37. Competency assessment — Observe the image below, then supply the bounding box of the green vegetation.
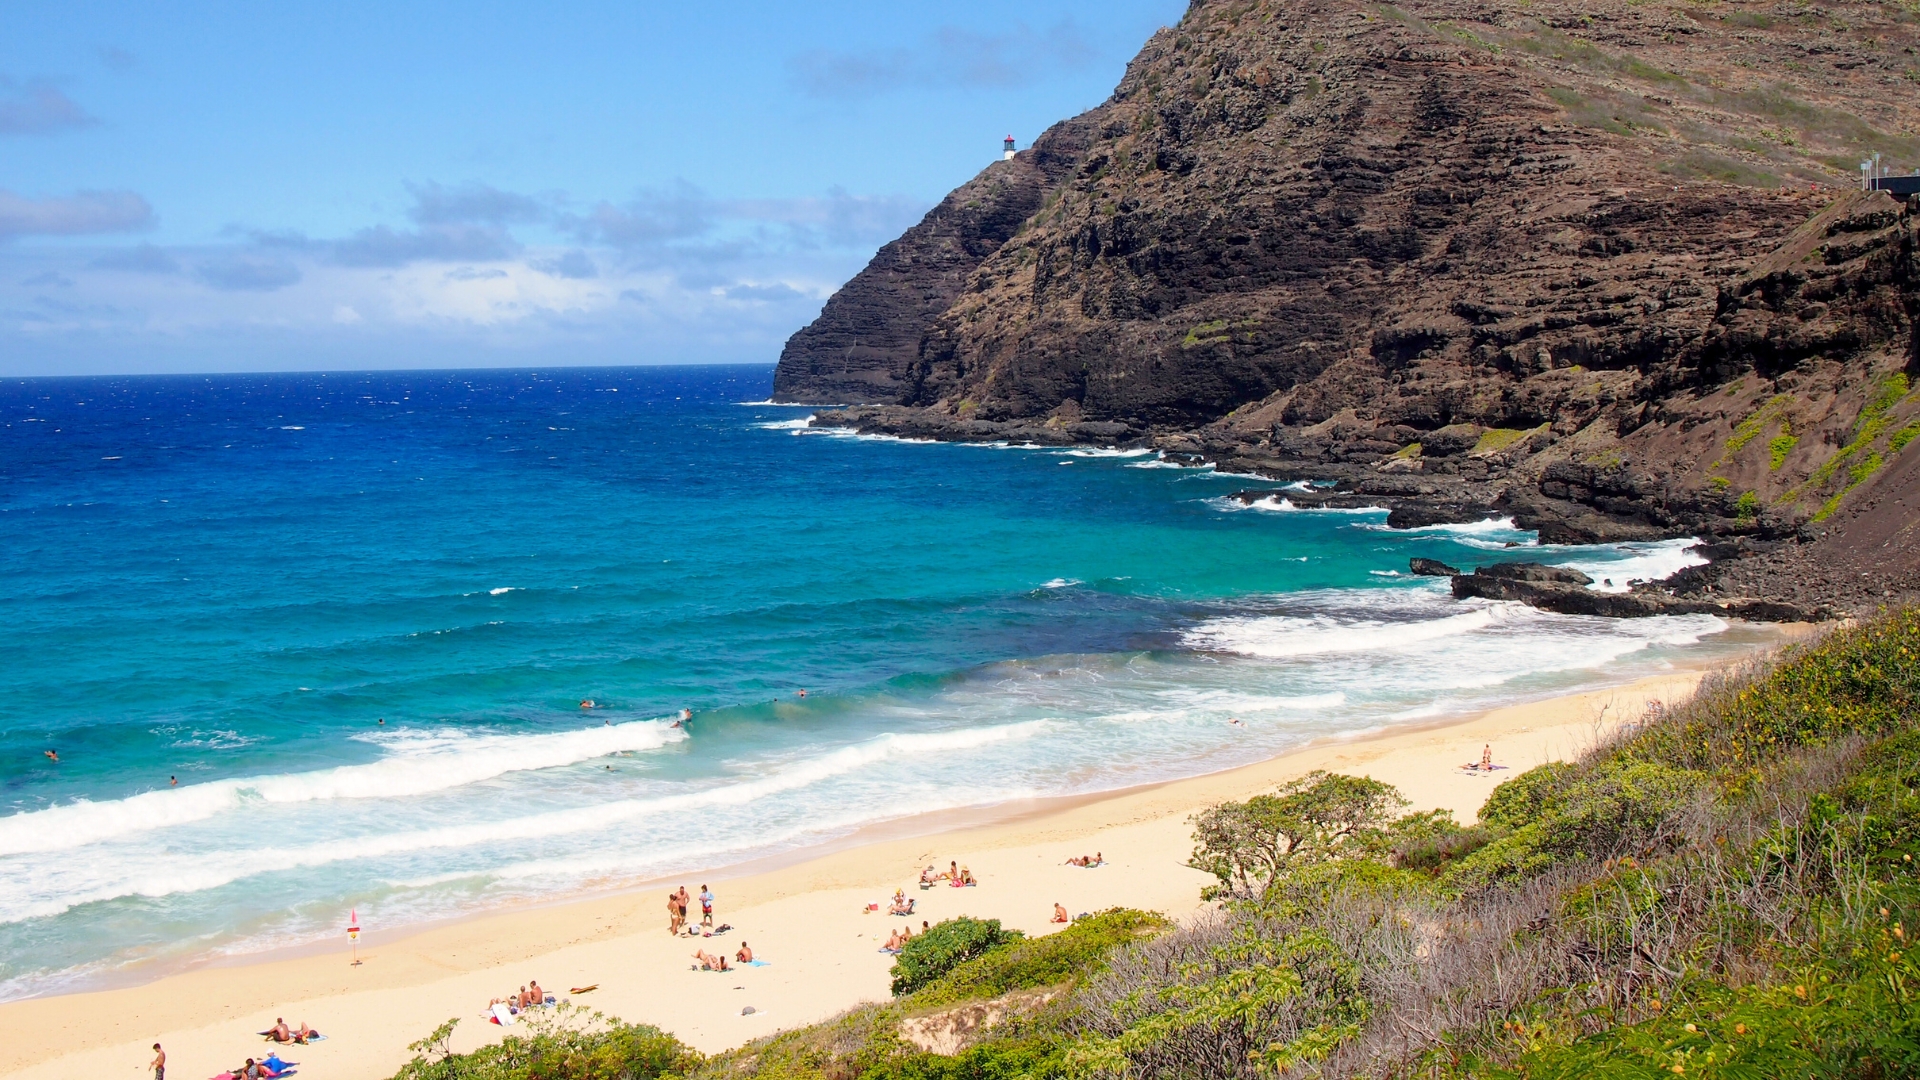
[1715,393,1793,469]
[1470,427,1541,455]
[891,917,1021,996]
[1390,441,1423,459]
[1768,430,1798,469]
[1734,489,1761,519]
[1794,372,1913,521]
[391,1006,696,1080]
[392,614,1920,1079]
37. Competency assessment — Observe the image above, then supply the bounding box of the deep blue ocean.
[0,364,1771,999]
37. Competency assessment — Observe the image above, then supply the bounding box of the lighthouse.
[1003,135,1016,161]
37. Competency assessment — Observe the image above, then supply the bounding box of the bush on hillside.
[908,908,1166,1008]
[1187,771,1406,903]
[392,1006,696,1080]
[891,917,1022,997]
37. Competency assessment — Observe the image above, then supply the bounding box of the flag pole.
[348,908,362,967]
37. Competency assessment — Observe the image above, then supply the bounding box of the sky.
[0,0,1185,376]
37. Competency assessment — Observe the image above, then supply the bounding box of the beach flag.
[348,908,361,942]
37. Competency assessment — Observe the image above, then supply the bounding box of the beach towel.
[744,959,770,966]
[491,1003,517,1027]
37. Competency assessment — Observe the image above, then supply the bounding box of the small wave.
[279,426,305,431]
[1059,447,1154,459]
[752,417,815,431]
[734,400,839,407]
[1553,538,1707,593]
[0,720,1048,921]
[1360,516,1534,540]
[1212,495,1389,515]
[1041,578,1083,589]
[1369,570,1402,577]
[1186,603,1512,660]
[0,720,688,857]
[488,587,516,596]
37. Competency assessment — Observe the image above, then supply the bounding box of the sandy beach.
[0,666,1726,1080]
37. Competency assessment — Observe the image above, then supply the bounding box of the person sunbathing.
[958,867,977,886]
[240,1058,270,1079]
[1065,855,1089,867]
[1052,903,1070,923]
[946,860,959,881]
[881,929,902,953]
[527,980,546,1006]
[693,948,728,971]
[736,941,754,963]
[266,1018,291,1043]
[919,865,937,886]
[292,1021,315,1043]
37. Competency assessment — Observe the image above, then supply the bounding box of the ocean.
[0,364,1769,1000]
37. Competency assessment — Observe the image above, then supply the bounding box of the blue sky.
[1,1,1183,375]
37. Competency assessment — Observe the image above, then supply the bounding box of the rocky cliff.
[774,0,1920,612]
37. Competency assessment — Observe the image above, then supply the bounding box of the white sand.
[0,669,1717,1080]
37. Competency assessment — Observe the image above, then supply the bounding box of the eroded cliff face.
[774,0,1920,606]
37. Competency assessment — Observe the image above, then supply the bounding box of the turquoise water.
[0,365,1763,999]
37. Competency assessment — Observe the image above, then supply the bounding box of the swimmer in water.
[44,750,58,763]
[170,776,177,786]
[377,718,385,725]
[581,699,596,710]
[797,689,807,698]
[680,708,692,721]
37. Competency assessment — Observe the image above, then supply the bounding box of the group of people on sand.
[262,1018,318,1045]
[881,924,919,954]
[1063,852,1104,867]
[918,860,976,888]
[220,1054,295,1080]
[693,940,755,971]
[488,980,552,1014]
[666,884,717,936]
[1461,744,1505,773]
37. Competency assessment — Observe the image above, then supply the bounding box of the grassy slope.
[387,609,1920,1079]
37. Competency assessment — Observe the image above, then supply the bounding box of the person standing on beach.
[666,890,681,935]
[699,884,715,930]
[150,1043,165,1080]
[676,886,691,935]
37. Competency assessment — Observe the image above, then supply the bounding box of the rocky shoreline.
[808,405,1907,621]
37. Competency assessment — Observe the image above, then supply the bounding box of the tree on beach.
[1186,771,1406,904]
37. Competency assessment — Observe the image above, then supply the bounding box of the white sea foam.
[1553,538,1707,593]
[1213,495,1389,515]
[1186,603,1512,659]
[488,587,516,595]
[0,720,687,857]
[734,400,832,407]
[1041,578,1083,589]
[1362,516,1526,536]
[0,719,1049,922]
[1059,447,1154,458]
[753,417,815,431]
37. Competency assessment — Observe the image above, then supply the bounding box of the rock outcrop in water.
[775,0,1920,615]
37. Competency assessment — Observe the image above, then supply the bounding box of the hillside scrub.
[390,611,1920,1079]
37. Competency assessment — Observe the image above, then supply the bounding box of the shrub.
[1188,771,1406,903]
[892,917,1022,997]
[908,908,1165,1008]
[392,1007,697,1080]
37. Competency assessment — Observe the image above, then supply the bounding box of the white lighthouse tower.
[1002,135,1016,161]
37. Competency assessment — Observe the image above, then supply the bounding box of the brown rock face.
[774,0,1920,612]
[769,120,1092,404]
